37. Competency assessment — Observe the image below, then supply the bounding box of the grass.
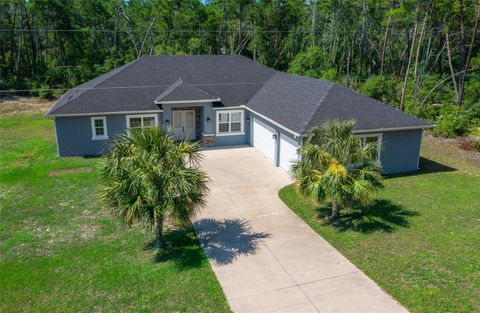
[0,114,230,313]
[279,139,480,313]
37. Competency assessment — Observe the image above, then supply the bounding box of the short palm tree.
[292,120,383,219]
[98,127,209,249]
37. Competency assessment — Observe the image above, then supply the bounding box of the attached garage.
[279,133,299,172]
[252,118,276,162]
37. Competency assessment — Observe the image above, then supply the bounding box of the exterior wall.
[161,102,215,137]
[55,113,162,156]
[248,112,301,166]
[379,129,423,174]
[213,109,250,146]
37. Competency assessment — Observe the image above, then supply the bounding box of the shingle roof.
[246,72,432,134]
[46,55,432,133]
[154,78,220,103]
[46,55,275,115]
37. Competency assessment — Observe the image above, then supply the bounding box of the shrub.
[432,106,469,138]
[38,84,54,99]
[459,137,480,152]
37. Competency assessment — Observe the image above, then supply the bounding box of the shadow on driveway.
[194,218,270,266]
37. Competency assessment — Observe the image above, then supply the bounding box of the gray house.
[46,55,432,174]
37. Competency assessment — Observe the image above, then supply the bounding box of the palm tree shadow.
[317,199,419,233]
[193,218,270,266]
[144,227,206,270]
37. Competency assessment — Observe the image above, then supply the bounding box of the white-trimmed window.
[216,110,244,136]
[358,133,383,160]
[126,114,158,129]
[91,116,108,140]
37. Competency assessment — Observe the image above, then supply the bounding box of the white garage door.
[279,133,299,171]
[253,118,276,162]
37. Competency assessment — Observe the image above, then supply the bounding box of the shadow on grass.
[317,199,419,233]
[385,157,456,179]
[144,227,206,270]
[193,218,270,266]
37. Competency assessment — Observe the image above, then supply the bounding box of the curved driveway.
[194,147,408,313]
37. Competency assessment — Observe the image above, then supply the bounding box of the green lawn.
[0,114,230,312]
[279,140,480,313]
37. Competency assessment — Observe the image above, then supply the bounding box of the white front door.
[253,118,276,163]
[172,110,195,140]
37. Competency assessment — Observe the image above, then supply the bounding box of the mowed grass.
[0,114,230,313]
[279,138,480,313]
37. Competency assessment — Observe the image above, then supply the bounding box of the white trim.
[126,114,159,129]
[53,118,60,156]
[91,116,108,140]
[154,98,221,104]
[216,132,246,137]
[216,110,245,136]
[357,133,383,160]
[244,107,301,137]
[48,110,163,117]
[417,131,423,170]
[212,105,246,110]
[353,125,434,134]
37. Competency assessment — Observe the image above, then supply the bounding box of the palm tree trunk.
[331,202,340,219]
[155,213,165,249]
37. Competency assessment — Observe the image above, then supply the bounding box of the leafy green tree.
[288,46,337,81]
[98,127,209,249]
[292,120,383,219]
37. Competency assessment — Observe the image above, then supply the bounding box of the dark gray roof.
[246,72,431,134]
[154,78,219,103]
[47,55,431,133]
[46,55,275,115]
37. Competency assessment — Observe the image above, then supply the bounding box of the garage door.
[279,133,299,171]
[253,118,276,162]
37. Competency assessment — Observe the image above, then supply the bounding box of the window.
[91,116,108,140]
[358,133,382,160]
[216,110,244,136]
[126,114,158,129]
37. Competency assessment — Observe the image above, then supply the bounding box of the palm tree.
[98,127,209,249]
[292,120,383,219]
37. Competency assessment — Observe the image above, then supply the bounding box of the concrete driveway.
[194,147,408,313]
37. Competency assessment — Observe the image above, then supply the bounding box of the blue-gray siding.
[380,129,422,174]
[55,113,162,156]
[53,107,423,174]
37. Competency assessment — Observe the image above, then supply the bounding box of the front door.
[172,110,195,140]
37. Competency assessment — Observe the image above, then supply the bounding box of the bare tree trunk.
[380,15,391,76]
[155,213,165,249]
[138,10,161,59]
[311,0,317,46]
[400,7,419,111]
[457,0,480,107]
[331,202,340,219]
[445,31,460,105]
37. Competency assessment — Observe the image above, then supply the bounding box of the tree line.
[1,0,479,136]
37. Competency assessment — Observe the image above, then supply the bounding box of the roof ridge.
[154,78,183,102]
[46,58,141,115]
[299,81,335,133]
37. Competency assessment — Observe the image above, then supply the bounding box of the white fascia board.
[244,107,301,138]
[47,110,163,117]
[154,98,221,104]
[352,124,434,134]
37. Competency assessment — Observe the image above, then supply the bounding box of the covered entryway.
[172,109,196,140]
[194,147,409,313]
[252,118,276,162]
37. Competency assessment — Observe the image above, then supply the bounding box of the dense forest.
[1,0,479,137]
